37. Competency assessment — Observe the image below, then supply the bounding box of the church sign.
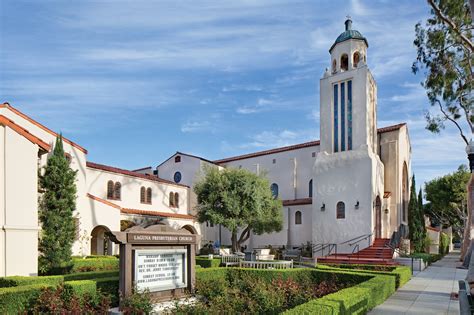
[108,226,198,303]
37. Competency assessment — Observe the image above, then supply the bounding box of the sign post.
[108,225,198,304]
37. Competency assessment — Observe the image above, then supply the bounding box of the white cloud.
[181,120,212,133]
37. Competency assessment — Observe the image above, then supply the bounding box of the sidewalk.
[369,251,467,315]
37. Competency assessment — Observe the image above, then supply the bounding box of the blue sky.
[0,0,467,187]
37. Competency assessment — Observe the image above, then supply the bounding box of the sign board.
[134,249,187,292]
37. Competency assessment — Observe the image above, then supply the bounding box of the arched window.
[140,187,146,203]
[353,51,360,68]
[174,192,179,208]
[146,187,152,204]
[295,211,302,225]
[114,182,121,200]
[309,179,313,198]
[336,201,345,219]
[169,192,175,207]
[270,183,279,199]
[340,54,348,71]
[107,181,114,199]
[332,59,337,73]
[175,156,181,163]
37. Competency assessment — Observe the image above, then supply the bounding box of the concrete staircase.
[317,238,397,265]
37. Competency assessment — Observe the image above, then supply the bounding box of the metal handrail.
[347,233,373,247]
[312,243,337,257]
[351,244,360,260]
[340,233,372,246]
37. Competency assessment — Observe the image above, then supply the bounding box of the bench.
[282,249,301,261]
[254,248,275,261]
[221,254,243,267]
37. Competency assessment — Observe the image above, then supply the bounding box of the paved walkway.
[369,251,467,315]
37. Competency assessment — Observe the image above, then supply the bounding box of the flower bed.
[0,270,119,312]
[177,267,395,314]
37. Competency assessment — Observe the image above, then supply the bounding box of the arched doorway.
[402,162,409,223]
[375,196,382,238]
[181,225,198,235]
[91,225,112,255]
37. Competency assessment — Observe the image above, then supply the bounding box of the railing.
[239,260,293,269]
[313,243,337,258]
[351,244,360,260]
[344,233,373,248]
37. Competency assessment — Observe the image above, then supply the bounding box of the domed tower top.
[329,18,369,74]
[329,18,368,53]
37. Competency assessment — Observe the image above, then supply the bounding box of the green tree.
[38,136,78,274]
[194,167,283,253]
[413,0,473,144]
[424,165,470,228]
[409,176,424,252]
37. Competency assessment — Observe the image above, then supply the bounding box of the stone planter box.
[395,257,427,271]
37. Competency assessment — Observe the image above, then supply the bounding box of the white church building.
[0,19,410,276]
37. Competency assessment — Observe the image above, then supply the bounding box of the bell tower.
[313,19,384,250]
[319,18,377,155]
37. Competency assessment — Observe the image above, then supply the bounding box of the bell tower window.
[340,54,348,71]
[353,52,360,68]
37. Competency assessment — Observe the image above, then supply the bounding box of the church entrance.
[375,196,382,238]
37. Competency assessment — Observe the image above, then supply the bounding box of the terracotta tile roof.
[86,161,189,188]
[214,141,320,164]
[426,226,440,232]
[214,123,406,164]
[383,192,392,198]
[122,208,195,220]
[282,198,313,206]
[87,193,194,220]
[1,102,87,154]
[0,115,51,151]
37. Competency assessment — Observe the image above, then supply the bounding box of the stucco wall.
[0,127,40,276]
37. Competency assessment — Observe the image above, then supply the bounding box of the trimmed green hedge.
[196,267,395,314]
[95,276,120,306]
[71,257,119,272]
[195,257,221,268]
[318,264,411,288]
[0,270,119,288]
[283,273,395,315]
[0,279,100,313]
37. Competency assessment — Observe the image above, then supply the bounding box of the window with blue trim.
[341,82,345,151]
[333,84,338,152]
[348,80,352,150]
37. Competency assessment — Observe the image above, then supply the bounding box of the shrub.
[439,232,450,255]
[0,270,119,288]
[121,288,153,315]
[195,257,221,268]
[33,283,110,314]
[71,257,119,273]
[409,252,442,264]
[0,283,48,313]
[95,277,120,306]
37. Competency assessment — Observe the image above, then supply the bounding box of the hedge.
[283,273,395,315]
[0,270,119,288]
[318,264,411,288]
[195,267,395,314]
[71,257,119,272]
[0,279,99,313]
[409,252,442,264]
[195,257,221,268]
[95,276,120,306]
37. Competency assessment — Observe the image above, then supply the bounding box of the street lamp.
[466,139,474,173]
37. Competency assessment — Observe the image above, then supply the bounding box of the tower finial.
[345,16,352,31]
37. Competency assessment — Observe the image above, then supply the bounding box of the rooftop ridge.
[214,123,406,164]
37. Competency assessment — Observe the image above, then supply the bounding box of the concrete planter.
[395,257,427,271]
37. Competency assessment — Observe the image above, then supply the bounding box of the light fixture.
[321,203,326,211]
[355,201,359,209]
[384,208,389,214]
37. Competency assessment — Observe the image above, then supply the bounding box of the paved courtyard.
[369,251,467,315]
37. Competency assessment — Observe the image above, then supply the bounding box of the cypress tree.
[408,175,421,252]
[38,136,77,274]
[418,188,426,251]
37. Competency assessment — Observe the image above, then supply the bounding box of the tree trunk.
[237,226,251,251]
[461,174,474,261]
[231,232,238,253]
